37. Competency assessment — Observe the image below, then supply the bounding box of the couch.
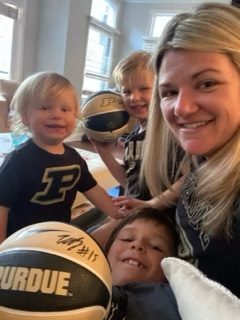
[0,79,19,132]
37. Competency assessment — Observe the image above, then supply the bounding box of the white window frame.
[142,12,175,52]
[0,0,26,80]
[82,0,120,99]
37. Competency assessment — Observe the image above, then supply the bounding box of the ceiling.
[121,0,217,3]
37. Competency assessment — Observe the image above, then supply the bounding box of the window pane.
[86,28,112,75]
[0,14,13,79]
[91,0,116,28]
[83,27,113,94]
[82,77,109,95]
[152,15,172,37]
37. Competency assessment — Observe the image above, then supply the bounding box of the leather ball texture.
[0,221,112,320]
[81,90,130,142]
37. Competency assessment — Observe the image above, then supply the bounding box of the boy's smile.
[107,219,174,285]
[121,70,153,126]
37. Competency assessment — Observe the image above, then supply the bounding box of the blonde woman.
[142,3,240,297]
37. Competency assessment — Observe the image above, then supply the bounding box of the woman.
[142,3,240,297]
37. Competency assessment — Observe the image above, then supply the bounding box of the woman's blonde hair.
[113,50,154,90]
[10,71,79,133]
[142,3,240,237]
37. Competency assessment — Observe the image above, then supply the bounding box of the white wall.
[22,0,92,95]
[21,0,231,96]
[20,0,38,79]
[63,0,92,94]
[118,0,231,59]
[35,0,69,75]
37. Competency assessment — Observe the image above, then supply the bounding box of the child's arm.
[83,184,128,219]
[90,139,127,188]
[113,175,185,215]
[90,218,121,249]
[91,177,185,249]
[0,206,9,243]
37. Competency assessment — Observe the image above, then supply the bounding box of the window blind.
[82,16,119,97]
[0,1,19,20]
[142,37,158,52]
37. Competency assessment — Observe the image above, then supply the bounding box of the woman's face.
[107,219,174,285]
[158,50,240,157]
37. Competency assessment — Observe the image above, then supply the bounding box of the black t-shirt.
[0,139,97,236]
[124,127,151,200]
[107,282,181,320]
[176,171,240,297]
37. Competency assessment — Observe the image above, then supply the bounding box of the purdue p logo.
[31,165,80,205]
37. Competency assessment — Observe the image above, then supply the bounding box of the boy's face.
[120,69,154,126]
[22,88,77,150]
[107,219,174,285]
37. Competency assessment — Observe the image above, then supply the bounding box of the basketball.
[81,90,130,142]
[0,222,112,320]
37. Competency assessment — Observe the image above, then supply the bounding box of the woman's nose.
[174,90,198,117]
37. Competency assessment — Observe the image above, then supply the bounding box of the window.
[0,14,14,78]
[142,13,173,52]
[82,0,119,99]
[90,0,116,28]
[150,14,172,37]
[0,1,22,80]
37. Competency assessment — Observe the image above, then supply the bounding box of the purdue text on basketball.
[0,266,71,296]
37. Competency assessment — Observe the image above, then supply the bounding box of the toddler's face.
[121,70,153,126]
[23,88,77,149]
[107,219,174,285]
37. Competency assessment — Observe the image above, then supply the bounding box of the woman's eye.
[199,79,218,90]
[159,89,177,99]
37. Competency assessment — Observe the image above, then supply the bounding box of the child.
[106,208,178,285]
[91,51,185,216]
[104,208,181,320]
[92,51,153,201]
[0,72,122,242]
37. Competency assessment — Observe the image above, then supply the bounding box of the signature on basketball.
[57,234,99,262]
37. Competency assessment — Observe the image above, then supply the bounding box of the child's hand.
[113,195,149,216]
[89,137,115,155]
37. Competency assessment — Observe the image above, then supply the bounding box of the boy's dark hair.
[105,207,178,254]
